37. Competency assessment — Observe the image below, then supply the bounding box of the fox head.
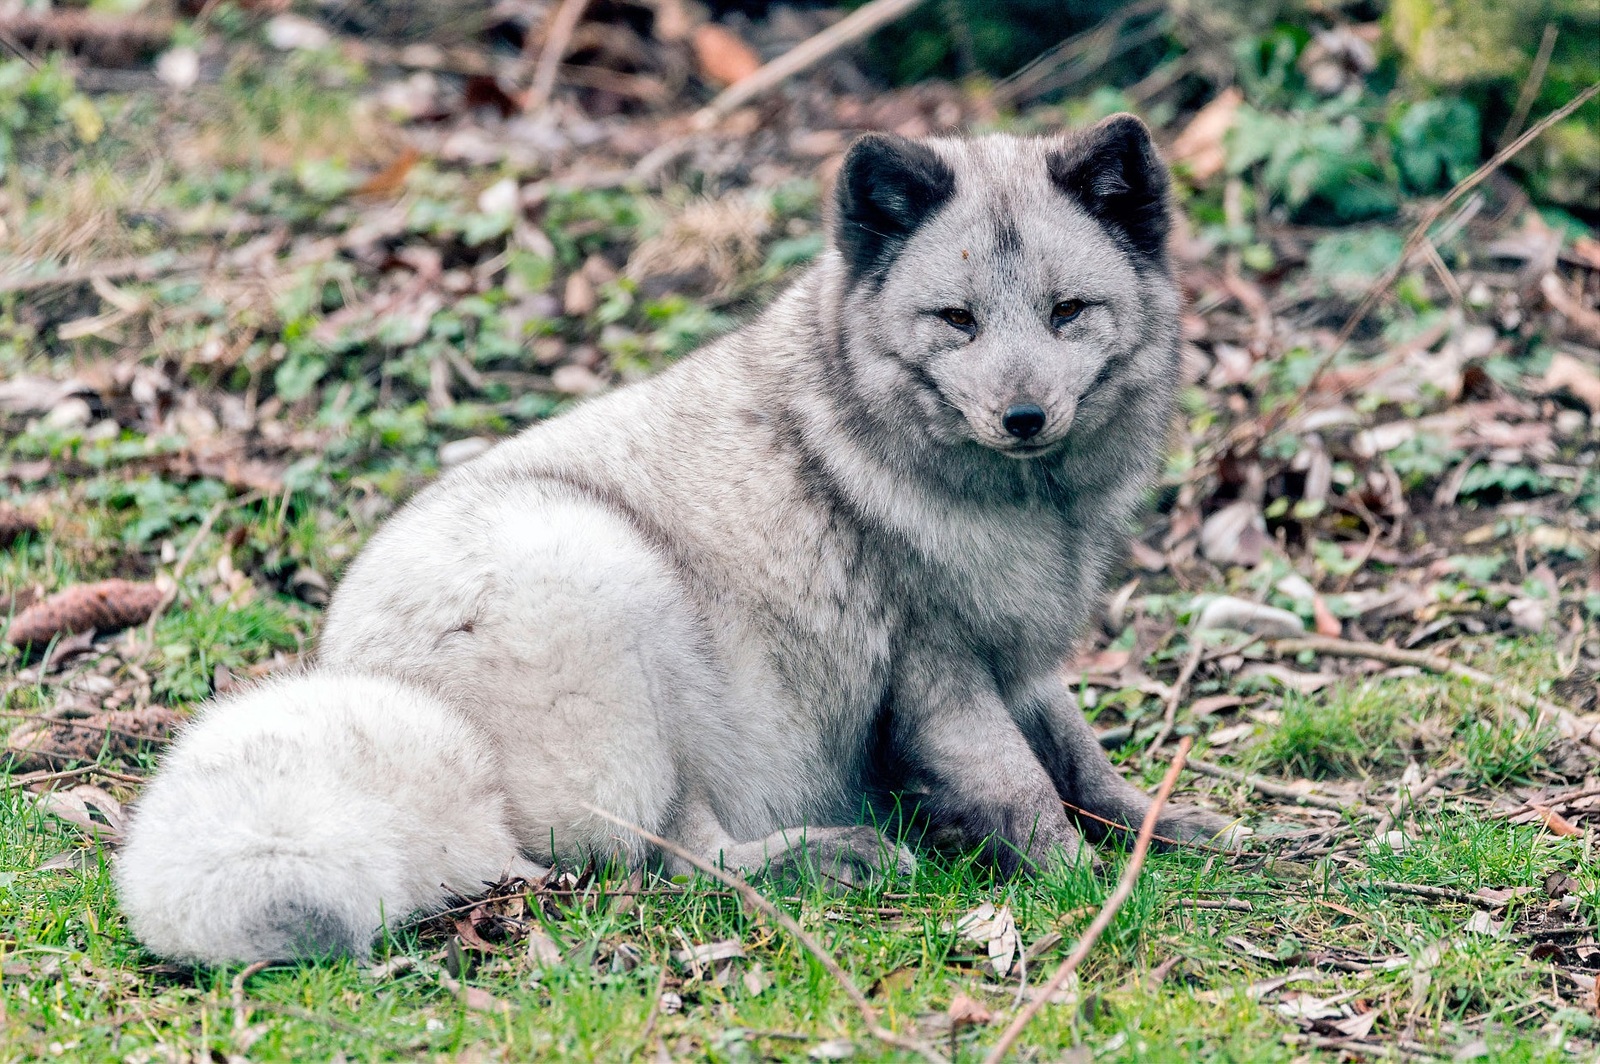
[827,118,1179,464]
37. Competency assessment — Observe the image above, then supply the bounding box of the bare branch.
[693,0,930,128]
[582,804,948,1064]
[982,737,1194,1063]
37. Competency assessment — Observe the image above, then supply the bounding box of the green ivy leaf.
[1394,99,1481,193]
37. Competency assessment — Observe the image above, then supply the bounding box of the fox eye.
[937,307,976,330]
[1052,299,1086,324]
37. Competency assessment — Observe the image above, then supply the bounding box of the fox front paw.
[767,826,916,891]
[1156,804,1249,851]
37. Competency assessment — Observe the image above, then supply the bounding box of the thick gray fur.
[117,117,1242,966]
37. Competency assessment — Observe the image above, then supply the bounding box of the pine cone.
[5,580,164,649]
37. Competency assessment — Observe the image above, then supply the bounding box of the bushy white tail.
[115,672,529,965]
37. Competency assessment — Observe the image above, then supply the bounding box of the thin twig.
[631,961,670,1059]
[1282,84,1600,430]
[1269,636,1597,749]
[0,764,146,791]
[1187,758,1363,815]
[1499,25,1559,149]
[1186,898,1254,913]
[525,0,591,112]
[982,737,1193,1064]
[142,496,237,643]
[1372,764,1456,838]
[1059,798,1235,853]
[0,10,177,50]
[693,0,931,127]
[0,23,41,69]
[582,804,948,1064]
[1148,640,1203,755]
[0,251,214,297]
[991,0,1164,107]
[1368,881,1498,909]
[231,959,272,1033]
[1497,785,1600,820]
[0,711,171,746]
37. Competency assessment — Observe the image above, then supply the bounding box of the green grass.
[1,781,1594,1061]
[1256,684,1410,780]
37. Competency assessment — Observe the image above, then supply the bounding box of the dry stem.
[1372,764,1456,838]
[1187,757,1363,815]
[582,804,948,1064]
[1270,636,1597,749]
[1147,639,1203,755]
[982,737,1193,1063]
[526,0,592,112]
[693,0,930,127]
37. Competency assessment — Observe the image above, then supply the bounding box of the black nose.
[1002,404,1047,440]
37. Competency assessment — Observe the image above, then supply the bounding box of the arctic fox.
[117,117,1240,965]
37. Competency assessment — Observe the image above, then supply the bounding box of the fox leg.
[1015,675,1246,848]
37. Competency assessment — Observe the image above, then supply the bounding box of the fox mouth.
[994,437,1067,460]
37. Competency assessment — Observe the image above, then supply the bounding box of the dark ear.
[1047,114,1171,266]
[833,134,956,282]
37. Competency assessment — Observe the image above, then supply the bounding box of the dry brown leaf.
[355,146,422,199]
[1540,351,1600,413]
[34,785,126,841]
[6,580,164,648]
[1128,538,1167,572]
[563,271,596,317]
[947,992,993,1027]
[180,451,286,494]
[672,939,744,972]
[1170,87,1242,182]
[1205,722,1255,747]
[1533,805,1582,838]
[1330,1008,1379,1038]
[452,916,499,952]
[691,24,760,87]
[1544,872,1580,899]
[950,902,1018,978]
[1190,694,1247,717]
[462,983,508,1012]
[650,0,700,42]
[1541,274,1600,344]
[870,965,917,997]
[1076,645,1133,675]
[1312,595,1342,638]
[1571,235,1600,270]
[437,967,509,1012]
[1200,501,1269,568]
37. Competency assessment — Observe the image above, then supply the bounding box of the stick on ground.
[1147,639,1202,755]
[1372,764,1456,838]
[231,959,272,1034]
[982,737,1194,1064]
[1498,24,1559,149]
[693,0,930,127]
[582,804,948,1064]
[1270,636,1597,749]
[525,0,591,112]
[1187,757,1363,815]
